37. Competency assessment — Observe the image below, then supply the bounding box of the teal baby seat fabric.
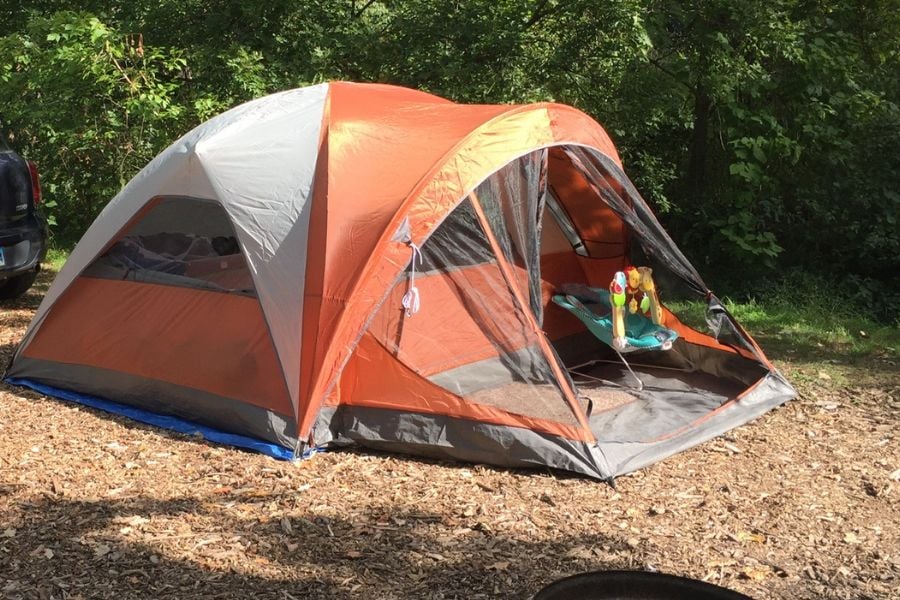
[552,287,678,354]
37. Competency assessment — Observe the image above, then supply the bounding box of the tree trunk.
[687,82,711,203]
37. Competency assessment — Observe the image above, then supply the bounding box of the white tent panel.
[195,84,328,413]
[17,84,330,416]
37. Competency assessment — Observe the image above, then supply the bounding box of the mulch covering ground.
[1,272,898,599]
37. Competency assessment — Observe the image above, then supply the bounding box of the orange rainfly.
[5,82,794,481]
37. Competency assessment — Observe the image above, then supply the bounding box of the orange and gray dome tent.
[5,82,795,479]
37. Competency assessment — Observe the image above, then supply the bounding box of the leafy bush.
[0,11,189,244]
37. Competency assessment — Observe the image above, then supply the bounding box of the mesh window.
[475,150,547,323]
[364,196,583,427]
[84,197,255,295]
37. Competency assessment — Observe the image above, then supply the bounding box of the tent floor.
[463,360,747,444]
[572,361,747,445]
[468,382,582,426]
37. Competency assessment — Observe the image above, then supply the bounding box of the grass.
[670,295,899,360]
[667,276,899,390]
[727,298,898,357]
[45,247,69,271]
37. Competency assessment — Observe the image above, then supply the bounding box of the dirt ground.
[1,272,898,599]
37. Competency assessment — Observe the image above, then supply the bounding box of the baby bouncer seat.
[552,269,679,390]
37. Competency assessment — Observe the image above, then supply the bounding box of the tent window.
[83,196,255,295]
[545,191,589,257]
[415,199,494,273]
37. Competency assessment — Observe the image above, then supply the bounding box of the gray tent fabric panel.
[15,85,329,417]
[596,372,795,477]
[195,88,327,414]
[8,357,297,449]
[314,405,610,480]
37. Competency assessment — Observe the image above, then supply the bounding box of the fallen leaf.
[843,532,861,545]
[741,565,772,581]
[735,531,766,544]
[116,515,150,527]
[280,517,293,535]
[565,545,592,559]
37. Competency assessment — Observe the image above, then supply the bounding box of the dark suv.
[0,129,47,299]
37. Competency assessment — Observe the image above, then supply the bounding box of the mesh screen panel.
[365,193,583,427]
[83,196,255,295]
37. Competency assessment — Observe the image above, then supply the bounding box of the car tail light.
[27,161,41,205]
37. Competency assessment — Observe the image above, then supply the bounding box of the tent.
[4,82,795,479]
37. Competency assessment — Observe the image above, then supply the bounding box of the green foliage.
[625,0,900,290]
[44,247,69,271]
[669,270,900,364]
[725,280,900,362]
[0,1,897,316]
[0,11,189,243]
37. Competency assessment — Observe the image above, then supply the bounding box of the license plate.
[0,247,5,267]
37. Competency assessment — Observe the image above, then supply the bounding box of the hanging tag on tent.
[401,241,422,317]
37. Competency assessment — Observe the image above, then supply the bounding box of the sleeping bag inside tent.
[4,82,795,479]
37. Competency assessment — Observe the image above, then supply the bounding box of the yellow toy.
[625,266,642,314]
[638,266,664,325]
[609,271,627,350]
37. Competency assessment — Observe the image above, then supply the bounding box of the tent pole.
[468,193,594,437]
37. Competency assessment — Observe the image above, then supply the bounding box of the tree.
[0,11,189,241]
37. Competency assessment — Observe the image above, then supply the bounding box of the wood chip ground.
[1,273,898,599]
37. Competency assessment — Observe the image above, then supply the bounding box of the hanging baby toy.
[610,266,665,351]
[623,266,643,314]
[609,271,628,350]
[638,266,664,325]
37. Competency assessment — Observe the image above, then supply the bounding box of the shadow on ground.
[1,268,53,310]
[1,492,636,599]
